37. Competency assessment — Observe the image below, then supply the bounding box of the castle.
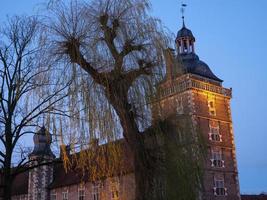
[5,15,241,200]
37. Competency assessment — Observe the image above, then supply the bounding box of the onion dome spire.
[181,3,186,28]
[29,126,55,158]
[176,3,195,55]
[173,3,222,82]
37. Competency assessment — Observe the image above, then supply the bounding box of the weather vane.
[180,2,187,26]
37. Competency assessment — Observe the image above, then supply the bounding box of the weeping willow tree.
[42,0,206,199]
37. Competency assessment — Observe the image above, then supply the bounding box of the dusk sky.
[1,0,266,194]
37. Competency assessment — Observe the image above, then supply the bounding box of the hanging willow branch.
[43,0,206,199]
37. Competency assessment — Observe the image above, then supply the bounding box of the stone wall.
[28,157,54,200]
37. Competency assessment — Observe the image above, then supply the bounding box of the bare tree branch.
[0,15,70,200]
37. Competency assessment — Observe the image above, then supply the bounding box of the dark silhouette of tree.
[0,16,69,200]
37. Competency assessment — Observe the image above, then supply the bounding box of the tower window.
[211,149,224,168]
[209,101,214,108]
[208,98,216,116]
[209,121,222,142]
[213,177,227,196]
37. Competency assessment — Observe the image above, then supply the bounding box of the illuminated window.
[209,101,214,108]
[208,97,216,116]
[211,149,224,168]
[62,191,68,200]
[110,178,120,200]
[78,185,85,200]
[111,190,119,200]
[213,177,227,196]
[209,121,222,142]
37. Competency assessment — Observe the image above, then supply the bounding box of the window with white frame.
[92,183,101,200]
[211,149,224,168]
[209,121,222,142]
[51,191,57,200]
[78,185,85,200]
[208,97,216,116]
[214,177,227,196]
[110,178,120,200]
[62,191,68,200]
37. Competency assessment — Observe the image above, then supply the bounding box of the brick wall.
[50,174,135,200]
[192,90,240,200]
[151,74,241,200]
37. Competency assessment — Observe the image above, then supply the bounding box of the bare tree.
[44,0,205,199]
[0,16,69,200]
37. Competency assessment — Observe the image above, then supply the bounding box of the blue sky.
[150,0,267,194]
[1,0,267,194]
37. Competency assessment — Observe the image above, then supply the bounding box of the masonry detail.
[6,11,241,200]
[151,19,241,200]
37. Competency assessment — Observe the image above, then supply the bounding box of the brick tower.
[151,18,241,200]
[28,127,55,200]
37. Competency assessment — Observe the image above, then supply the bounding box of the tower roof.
[176,24,195,41]
[178,53,223,82]
[174,9,222,82]
[176,3,195,41]
[29,126,55,158]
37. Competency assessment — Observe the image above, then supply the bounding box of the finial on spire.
[180,3,187,27]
